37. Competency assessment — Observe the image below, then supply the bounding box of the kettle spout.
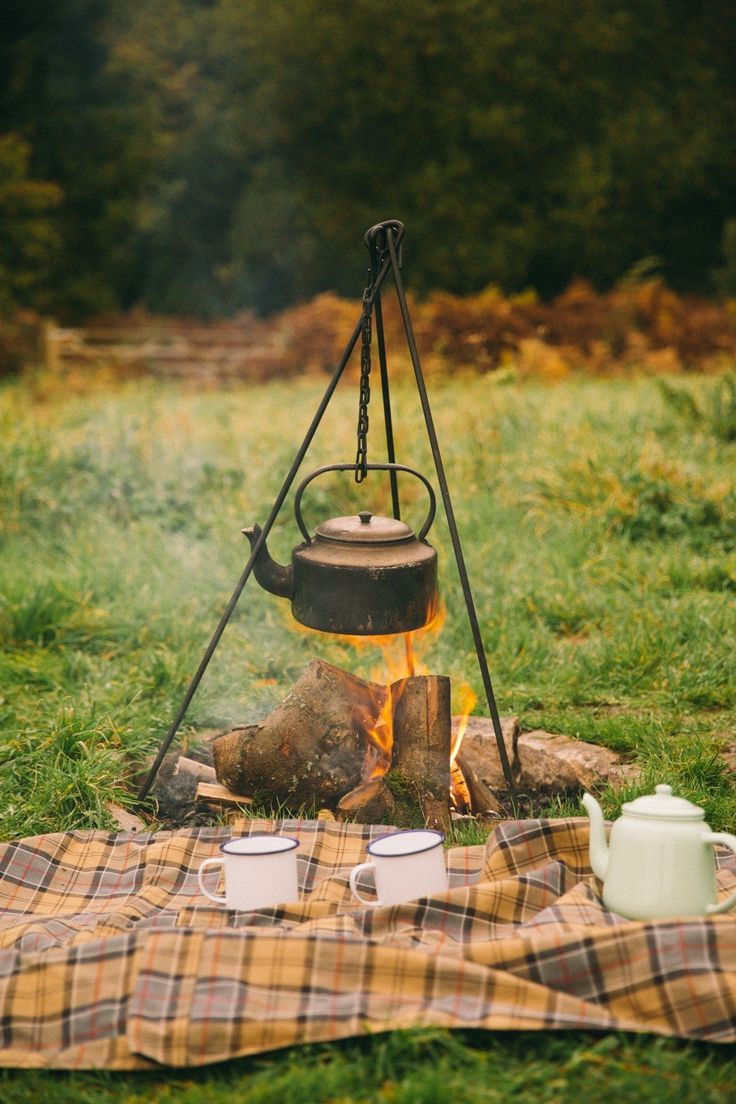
[582,792,609,882]
[242,524,293,599]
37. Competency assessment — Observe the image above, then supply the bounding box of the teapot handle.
[293,463,436,545]
[703,832,736,915]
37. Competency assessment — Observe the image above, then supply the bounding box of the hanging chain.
[354,227,396,482]
[354,273,374,482]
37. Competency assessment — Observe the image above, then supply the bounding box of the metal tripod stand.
[138,220,516,801]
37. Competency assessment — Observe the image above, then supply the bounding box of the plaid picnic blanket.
[0,817,734,1069]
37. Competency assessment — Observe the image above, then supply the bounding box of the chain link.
[354,277,374,482]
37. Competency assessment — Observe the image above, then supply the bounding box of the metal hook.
[364,220,405,268]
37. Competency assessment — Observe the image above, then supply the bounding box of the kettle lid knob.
[655,784,673,796]
[358,511,373,524]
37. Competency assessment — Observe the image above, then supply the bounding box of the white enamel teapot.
[582,784,736,920]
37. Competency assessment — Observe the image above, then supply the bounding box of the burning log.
[455,716,518,816]
[387,674,452,830]
[212,660,386,809]
[211,662,454,826]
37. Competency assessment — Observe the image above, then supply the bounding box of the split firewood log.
[174,756,217,784]
[211,726,260,793]
[212,659,386,809]
[387,674,452,830]
[195,781,253,808]
[336,777,396,823]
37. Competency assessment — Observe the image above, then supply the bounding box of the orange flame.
[450,682,477,766]
[345,602,447,776]
[290,600,445,678]
[289,600,477,807]
[292,601,446,774]
[364,685,394,777]
[449,682,476,811]
[322,599,446,685]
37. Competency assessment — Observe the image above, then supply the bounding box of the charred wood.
[212,660,386,809]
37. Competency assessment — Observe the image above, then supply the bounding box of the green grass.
[1,370,735,1099]
[2,1030,736,1104]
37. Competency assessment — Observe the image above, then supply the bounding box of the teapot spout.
[582,792,609,881]
[242,524,293,599]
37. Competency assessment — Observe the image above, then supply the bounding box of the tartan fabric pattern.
[0,817,734,1068]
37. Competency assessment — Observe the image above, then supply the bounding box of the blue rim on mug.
[367,828,444,858]
[220,835,300,856]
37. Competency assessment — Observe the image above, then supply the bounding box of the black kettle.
[243,463,438,635]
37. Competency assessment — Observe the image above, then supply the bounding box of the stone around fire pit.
[145,711,635,830]
[455,715,634,802]
[517,729,635,791]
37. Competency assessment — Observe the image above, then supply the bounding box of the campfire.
[140,221,630,827]
[210,605,483,829]
[153,504,631,829]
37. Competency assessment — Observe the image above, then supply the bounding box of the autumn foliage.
[269,280,736,379]
[22,277,736,387]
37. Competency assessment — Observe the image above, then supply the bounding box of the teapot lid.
[315,511,415,544]
[622,784,703,820]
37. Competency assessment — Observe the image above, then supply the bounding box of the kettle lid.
[622,784,703,820]
[315,511,415,544]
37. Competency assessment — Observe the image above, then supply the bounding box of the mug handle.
[704,832,736,915]
[198,857,227,904]
[349,861,377,907]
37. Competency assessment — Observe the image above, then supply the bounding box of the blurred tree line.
[1,0,735,320]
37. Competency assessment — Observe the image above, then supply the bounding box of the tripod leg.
[385,231,517,797]
[138,248,396,800]
[137,334,356,800]
[374,290,401,519]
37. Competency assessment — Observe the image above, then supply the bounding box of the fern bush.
[658,375,736,443]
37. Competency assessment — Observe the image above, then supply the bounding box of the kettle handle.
[293,463,436,545]
[703,832,736,915]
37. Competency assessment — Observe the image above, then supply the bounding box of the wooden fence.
[43,316,292,383]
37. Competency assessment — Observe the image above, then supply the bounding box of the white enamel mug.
[197,834,299,910]
[349,829,449,906]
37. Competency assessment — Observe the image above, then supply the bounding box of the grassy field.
[1,369,735,1100]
